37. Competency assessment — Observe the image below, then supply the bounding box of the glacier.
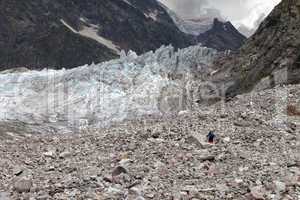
[0,45,216,133]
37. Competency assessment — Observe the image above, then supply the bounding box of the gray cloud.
[159,0,281,36]
[159,0,208,18]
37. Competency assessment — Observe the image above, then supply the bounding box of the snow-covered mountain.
[0,44,216,133]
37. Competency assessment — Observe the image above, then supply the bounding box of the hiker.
[207,131,216,144]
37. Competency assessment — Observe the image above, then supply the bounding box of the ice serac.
[0,45,216,133]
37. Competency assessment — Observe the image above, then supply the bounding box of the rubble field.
[0,84,299,200]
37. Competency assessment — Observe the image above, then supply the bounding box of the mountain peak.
[212,18,222,25]
[161,7,246,51]
[197,18,246,51]
[212,18,237,32]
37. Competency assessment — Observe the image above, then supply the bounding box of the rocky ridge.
[211,0,300,97]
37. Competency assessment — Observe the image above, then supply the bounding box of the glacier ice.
[0,44,216,133]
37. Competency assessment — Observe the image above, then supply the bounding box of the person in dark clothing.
[207,131,216,144]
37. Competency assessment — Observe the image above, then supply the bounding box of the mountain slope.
[0,0,192,70]
[220,0,300,97]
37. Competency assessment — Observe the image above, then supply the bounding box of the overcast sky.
[159,0,281,35]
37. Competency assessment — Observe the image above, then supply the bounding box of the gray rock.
[36,194,51,200]
[43,151,56,159]
[13,167,23,176]
[249,185,266,200]
[112,166,127,177]
[13,178,33,193]
[234,121,251,127]
[273,181,286,193]
[0,192,10,200]
[185,135,204,149]
[59,151,72,159]
[199,155,215,162]
[104,186,124,199]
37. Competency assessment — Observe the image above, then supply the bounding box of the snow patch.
[60,19,77,33]
[144,10,159,21]
[122,0,133,7]
[60,19,120,54]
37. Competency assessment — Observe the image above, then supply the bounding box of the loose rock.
[13,178,33,193]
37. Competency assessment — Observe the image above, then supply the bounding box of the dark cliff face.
[218,0,300,97]
[0,0,193,70]
[197,18,247,51]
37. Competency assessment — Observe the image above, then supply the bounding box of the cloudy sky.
[159,0,281,36]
